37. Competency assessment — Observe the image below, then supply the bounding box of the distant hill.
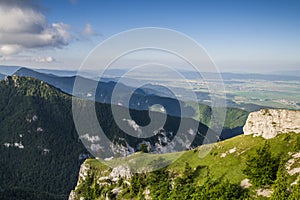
[12,67,169,98]
[179,71,300,81]
[219,72,300,81]
[0,65,21,75]
[270,70,300,77]
[13,67,92,95]
[10,67,248,135]
[34,68,79,77]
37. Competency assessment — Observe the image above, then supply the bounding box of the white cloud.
[0,4,46,33]
[0,44,22,55]
[81,23,100,37]
[33,56,55,63]
[0,1,73,56]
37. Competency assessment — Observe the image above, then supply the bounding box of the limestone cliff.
[68,159,132,200]
[243,109,300,139]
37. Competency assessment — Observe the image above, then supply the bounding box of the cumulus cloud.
[81,23,100,37]
[33,56,55,63]
[0,0,73,56]
[0,45,22,55]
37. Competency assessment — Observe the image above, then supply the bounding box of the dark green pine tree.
[243,141,280,186]
[270,161,290,200]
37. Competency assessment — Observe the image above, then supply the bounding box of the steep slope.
[0,76,87,199]
[70,109,300,200]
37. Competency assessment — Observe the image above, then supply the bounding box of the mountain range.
[0,76,219,199]
[0,65,299,199]
[0,66,249,135]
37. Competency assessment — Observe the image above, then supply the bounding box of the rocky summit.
[243,109,300,139]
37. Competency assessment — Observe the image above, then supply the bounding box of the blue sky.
[0,0,299,72]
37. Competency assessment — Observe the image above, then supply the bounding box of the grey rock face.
[243,109,300,139]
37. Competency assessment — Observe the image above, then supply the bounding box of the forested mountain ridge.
[0,76,87,199]
[10,67,249,138]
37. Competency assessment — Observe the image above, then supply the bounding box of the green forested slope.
[0,76,86,199]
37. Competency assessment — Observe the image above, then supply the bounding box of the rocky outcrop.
[109,165,132,181]
[68,159,132,200]
[68,161,92,200]
[243,109,300,139]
